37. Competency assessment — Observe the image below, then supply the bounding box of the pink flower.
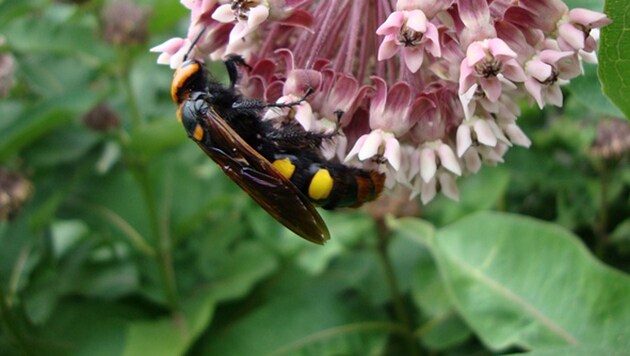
[345,77,419,171]
[150,37,189,69]
[212,1,270,41]
[376,10,441,73]
[524,49,574,108]
[558,8,611,53]
[459,38,526,103]
[182,0,219,24]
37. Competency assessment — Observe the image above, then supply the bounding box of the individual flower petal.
[376,11,405,35]
[421,177,437,205]
[479,77,502,102]
[558,23,585,51]
[378,36,400,61]
[456,124,473,157]
[473,119,497,147]
[420,147,436,183]
[401,47,424,73]
[246,5,270,30]
[383,136,402,171]
[294,101,314,131]
[212,3,234,22]
[405,10,427,33]
[527,60,553,82]
[438,173,460,201]
[358,130,384,161]
[345,135,368,162]
[437,143,461,176]
[504,123,531,148]
[569,8,611,29]
[463,148,482,173]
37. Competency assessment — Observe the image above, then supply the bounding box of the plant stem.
[116,47,179,311]
[132,165,179,311]
[375,218,420,356]
[118,48,143,132]
[0,287,34,355]
[594,161,610,258]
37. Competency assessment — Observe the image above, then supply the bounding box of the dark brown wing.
[195,106,330,244]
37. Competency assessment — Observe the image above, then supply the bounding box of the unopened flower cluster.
[152,0,610,204]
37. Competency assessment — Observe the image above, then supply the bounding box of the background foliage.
[1,0,629,355]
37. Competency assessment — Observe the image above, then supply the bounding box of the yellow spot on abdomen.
[272,158,296,180]
[308,169,333,200]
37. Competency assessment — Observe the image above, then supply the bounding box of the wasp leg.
[233,87,314,110]
[265,121,336,152]
[224,54,252,90]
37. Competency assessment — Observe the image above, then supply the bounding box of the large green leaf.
[599,0,630,118]
[391,213,630,352]
[0,92,100,160]
[198,276,388,355]
[123,242,278,356]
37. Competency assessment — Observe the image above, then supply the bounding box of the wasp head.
[171,60,208,104]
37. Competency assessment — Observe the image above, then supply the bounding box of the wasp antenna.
[184,28,207,62]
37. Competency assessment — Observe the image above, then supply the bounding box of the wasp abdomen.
[272,154,384,209]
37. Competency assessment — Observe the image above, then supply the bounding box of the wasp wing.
[195,107,330,244]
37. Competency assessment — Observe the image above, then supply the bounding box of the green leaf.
[23,125,101,167]
[387,217,435,248]
[508,345,621,356]
[126,119,187,157]
[567,63,622,117]
[611,218,630,253]
[564,0,604,10]
[6,16,109,60]
[123,242,278,355]
[430,212,630,351]
[0,91,100,160]
[599,0,630,118]
[123,298,213,356]
[296,212,375,275]
[199,286,388,355]
[389,218,472,350]
[418,314,471,351]
[41,300,141,356]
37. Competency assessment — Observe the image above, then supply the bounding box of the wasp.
[171,55,384,244]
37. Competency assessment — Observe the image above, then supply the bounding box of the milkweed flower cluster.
[152,0,610,204]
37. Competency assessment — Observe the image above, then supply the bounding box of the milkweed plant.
[152,0,610,204]
[2,0,630,355]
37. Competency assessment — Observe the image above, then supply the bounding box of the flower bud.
[101,0,150,46]
[0,168,33,221]
[82,103,121,132]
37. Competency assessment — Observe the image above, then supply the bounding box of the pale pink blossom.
[150,37,189,69]
[524,49,574,108]
[558,8,611,53]
[459,38,526,103]
[213,1,270,42]
[376,10,441,73]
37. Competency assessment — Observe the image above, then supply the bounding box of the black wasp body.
[171,57,384,244]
